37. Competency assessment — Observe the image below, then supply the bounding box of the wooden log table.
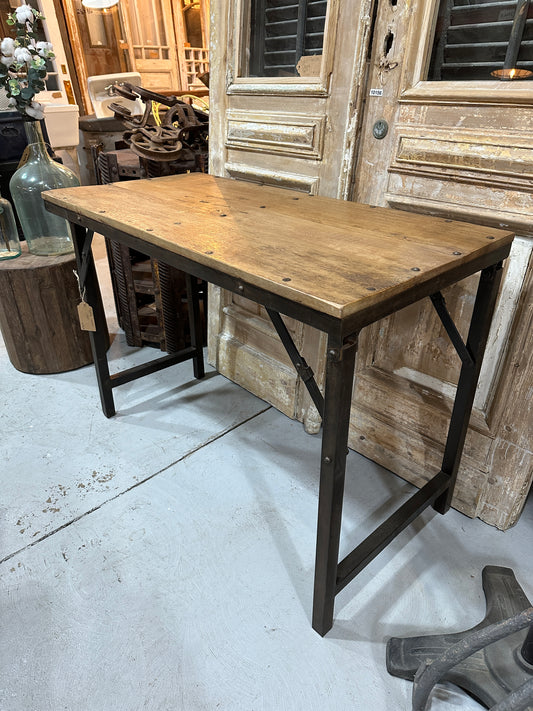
[0,243,101,374]
[43,173,514,636]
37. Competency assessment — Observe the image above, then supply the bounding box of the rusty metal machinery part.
[127,126,184,162]
[110,83,208,128]
[108,83,208,164]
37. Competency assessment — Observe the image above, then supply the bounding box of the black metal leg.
[434,262,504,514]
[312,335,358,636]
[185,274,205,379]
[72,225,207,416]
[72,223,115,418]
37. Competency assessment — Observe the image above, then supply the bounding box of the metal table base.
[387,566,533,710]
[69,218,506,636]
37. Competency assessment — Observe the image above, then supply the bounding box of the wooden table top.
[43,173,514,323]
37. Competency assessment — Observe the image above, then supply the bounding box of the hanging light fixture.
[81,0,119,9]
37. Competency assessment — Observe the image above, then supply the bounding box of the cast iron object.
[386,566,533,710]
[107,83,208,163]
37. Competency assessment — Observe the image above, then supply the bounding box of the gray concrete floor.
[1,241,532,711]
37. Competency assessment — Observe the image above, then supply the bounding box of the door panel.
[9,0,79,106]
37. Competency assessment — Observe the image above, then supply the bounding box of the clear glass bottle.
[0,189,21,261]
[9,120,80,257]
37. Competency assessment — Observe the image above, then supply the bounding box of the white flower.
[14,46,32,64]
[35,40,53,58]
[15,4,35,24]
[25,100,44,120]
[1,37,15,56]
[0,8,48,119]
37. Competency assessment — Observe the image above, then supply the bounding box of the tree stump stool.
[0,243,107,374]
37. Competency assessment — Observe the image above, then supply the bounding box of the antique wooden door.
[119,0,181,91]
[69,1,129,77]
[208,0,375,431]
[209,0,533,530]
[123,0,211,92]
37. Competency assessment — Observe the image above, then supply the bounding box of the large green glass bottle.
[9,119,80,257]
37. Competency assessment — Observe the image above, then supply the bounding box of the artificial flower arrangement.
[0,4,54,120]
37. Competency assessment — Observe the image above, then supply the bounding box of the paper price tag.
[77,301,96,331]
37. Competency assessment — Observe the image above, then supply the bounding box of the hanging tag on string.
[78,301,96,331]
[73,269,96,331]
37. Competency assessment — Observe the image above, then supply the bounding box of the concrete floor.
[1,243,532,711]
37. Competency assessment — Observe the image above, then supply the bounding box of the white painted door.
[35,0,77,105]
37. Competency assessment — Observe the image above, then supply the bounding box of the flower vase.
[0,189,21,260]
[9,119,80,256]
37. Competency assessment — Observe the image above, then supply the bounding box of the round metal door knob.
[373,119,389,139]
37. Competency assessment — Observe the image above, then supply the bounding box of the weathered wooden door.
[209,0,533,530]
[71,1,129,77]
[208,0,375,430]
[120,0,181,91]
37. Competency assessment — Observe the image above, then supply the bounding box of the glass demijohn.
[9,120,80,257]
[0,190,21,261]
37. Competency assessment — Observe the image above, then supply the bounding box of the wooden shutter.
[249,0,328,77]
[429,0,533,80]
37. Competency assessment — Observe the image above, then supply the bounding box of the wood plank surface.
[43,173,514,321]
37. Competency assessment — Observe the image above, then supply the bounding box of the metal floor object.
[386,566,533,710]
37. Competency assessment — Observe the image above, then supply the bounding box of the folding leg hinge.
[295,360,315,383]
[77,229,95,289]
[327,337,358,362]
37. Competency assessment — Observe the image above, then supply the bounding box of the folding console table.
[44,173,513,636]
